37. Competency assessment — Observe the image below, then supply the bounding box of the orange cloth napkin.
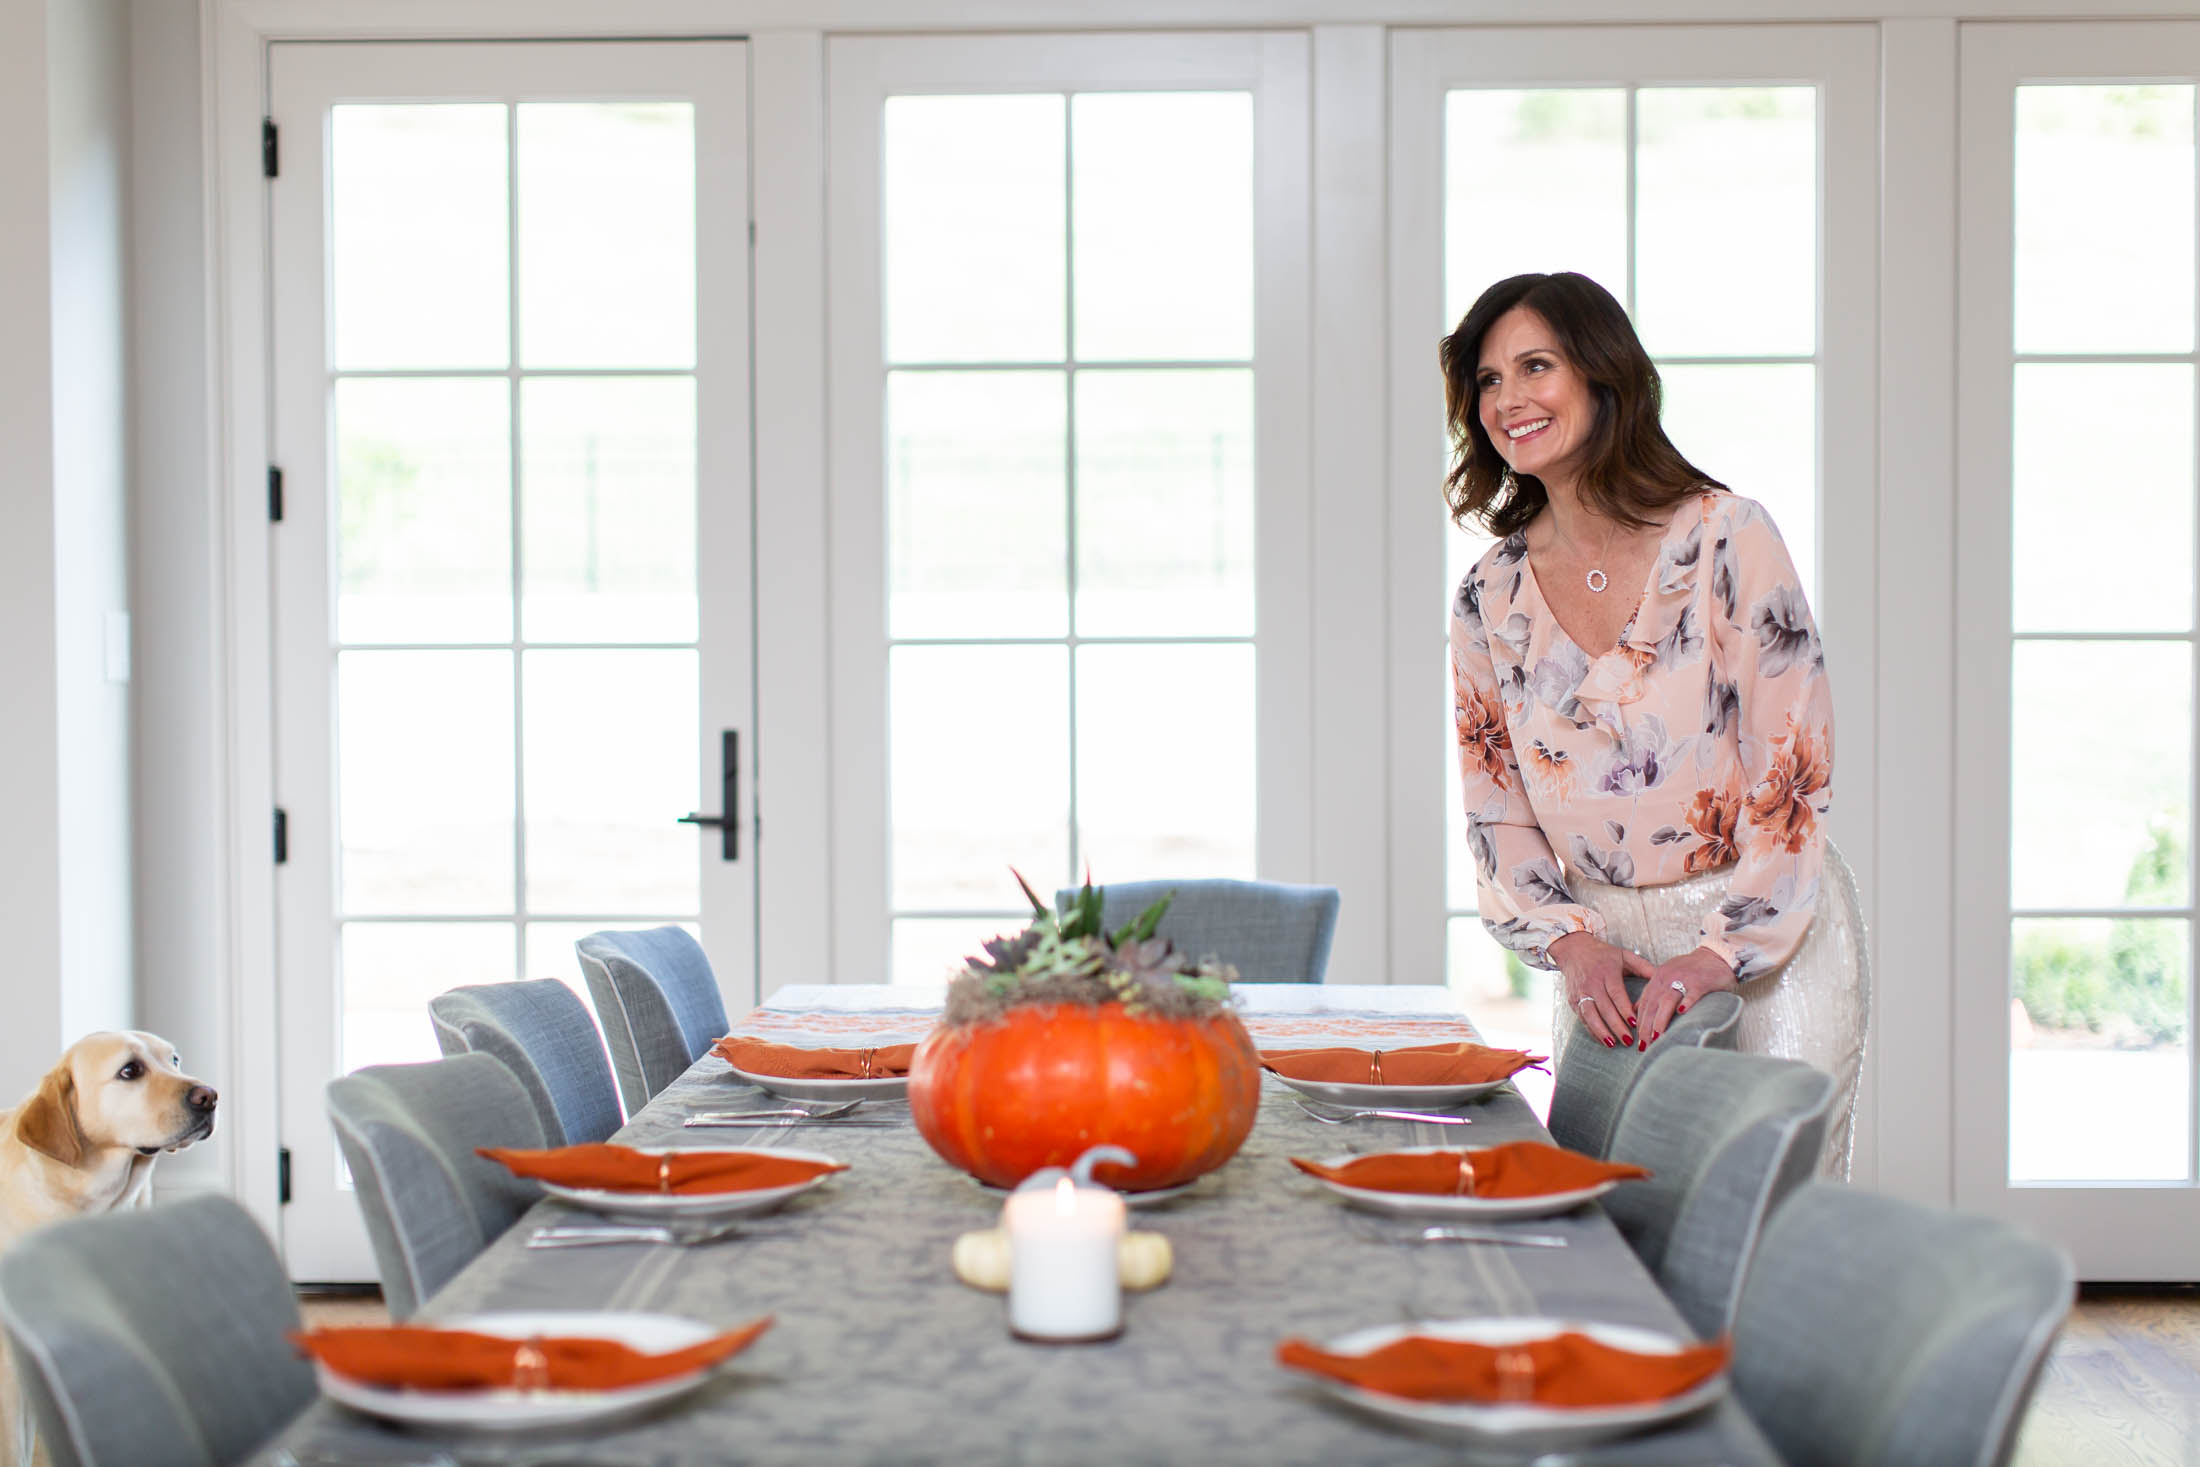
[293,1317,772,1392]
[712,1035,916,1079]
[1259,1041,1546,1087]
[1276,1330,1729,1407]
[478,1144,846,1195]
[1289,1142,1648,1198]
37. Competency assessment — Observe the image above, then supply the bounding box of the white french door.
[1387,26,1881,1125]
[823,34,1312,985]
[1958,22,2200,1278]
[268,41,753,1281]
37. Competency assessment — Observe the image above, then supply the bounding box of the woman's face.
[1475,306,1595,489]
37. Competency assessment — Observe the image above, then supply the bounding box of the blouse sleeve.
[1452,588,1607,969]
[1692,501,1835,979]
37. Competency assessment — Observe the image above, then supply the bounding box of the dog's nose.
[188,1085,218,1112]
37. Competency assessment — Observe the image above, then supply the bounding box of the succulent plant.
[942,872,1239,1025]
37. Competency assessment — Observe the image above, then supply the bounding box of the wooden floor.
[8,1289,2192,1465]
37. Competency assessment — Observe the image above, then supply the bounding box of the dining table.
[260,983,1782,1466]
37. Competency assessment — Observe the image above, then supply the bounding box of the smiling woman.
[1438,272,1866,1176]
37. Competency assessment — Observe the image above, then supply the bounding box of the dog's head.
[16,1031,218,1169]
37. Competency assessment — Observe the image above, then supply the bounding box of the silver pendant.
[1585,569,1609,593]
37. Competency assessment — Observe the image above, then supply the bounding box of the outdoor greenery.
[2012,822,2189,1045]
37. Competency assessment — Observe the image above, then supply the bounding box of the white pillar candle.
[1004,1176,1127,1342]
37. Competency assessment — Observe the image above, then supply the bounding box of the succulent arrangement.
[942,873,1241,1026]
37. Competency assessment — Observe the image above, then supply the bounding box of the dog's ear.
[17,1064,90,1169]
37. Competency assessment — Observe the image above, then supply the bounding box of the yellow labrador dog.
[0,1031,217,1250]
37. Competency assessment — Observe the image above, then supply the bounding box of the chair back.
[1732,1183,2074,1467]
[325,1052,546,1320]
[1546,978,1743,1157]
[1604,1045,1835,1338]
[575,926,730,1114]
[430,978,624,1145]
[0,1195,314,1467]
[1055,879,1341,984]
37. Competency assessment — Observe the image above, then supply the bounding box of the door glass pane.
[521,376,698,643]
[1071,92,1253,362]
[2011,641,2191,912]
[331,104,508,370]
[891,645,1070,910]
[2015,86,2196,356]
[2012,364,2194,634]
[1659,363,1819,602]
[1444,89,1627,326]
[2010,916,2190,1182]
[1074,644,1255,881]
[339,651,513,915]
[1450,916,1555,1116]
[1635,88,1816,357]
[885,95,1066,364]
[888,371,1067,639]
[892,916,1019,987]
[343,921,514,1073]
[336,377,512,645]
[523,650,700,915]
[526,920,695,1034]
[519,103,696,369]
[1074,368,1254,637]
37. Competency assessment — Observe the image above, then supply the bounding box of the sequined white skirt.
[1552,841,1871,1179]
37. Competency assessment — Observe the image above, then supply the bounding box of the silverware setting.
[681,1113,904,1129]
[1295,1101,1473,1126]
[688,1098,866,1120]
[1410,1224,1569,1248]
[525,1219,775,1249]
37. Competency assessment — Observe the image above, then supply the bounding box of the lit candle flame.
[1054,1176,1076,1216]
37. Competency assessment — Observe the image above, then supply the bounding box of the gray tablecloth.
[264,987,1779,1466]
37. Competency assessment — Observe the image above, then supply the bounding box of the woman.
[1444,272,1867,1175]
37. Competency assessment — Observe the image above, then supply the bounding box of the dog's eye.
[117,1060,144,1081]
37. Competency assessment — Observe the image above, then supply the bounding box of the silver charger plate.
[535,1146,842,1222]
[1270,1070,1510,1111]
[726,1065,911,1103]
[1303,1146,1620,1219]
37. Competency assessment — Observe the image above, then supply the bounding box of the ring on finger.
[1669,980,1687,997]
[1576,996,1597,1010]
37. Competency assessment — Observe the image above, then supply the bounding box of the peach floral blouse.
[1451,490,1833,980]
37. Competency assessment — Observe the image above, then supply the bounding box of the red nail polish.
[1637,1040,1646,1051]
[1676,1004,1688,1016]
[1625,1015,1636,1028]
[1652,1030,1661,1042]
[1603,1037,1613,1048]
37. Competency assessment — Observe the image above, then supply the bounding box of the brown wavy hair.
[1440,272,1721,538]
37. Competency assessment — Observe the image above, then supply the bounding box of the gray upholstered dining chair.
[1057,879,1342,983]
[430,977,624,1145]
[1731,1182,2074,1467]
[0,1195,315,1467]
[576,926,731,1115]
[325,1051,546,1320]
[1545,977,1744,1157]
[1603,1045,1836,1339]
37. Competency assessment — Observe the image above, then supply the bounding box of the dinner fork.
[1294,1101,1472,1126]
[689,1098,865,1121]
[524,1219,767,1249]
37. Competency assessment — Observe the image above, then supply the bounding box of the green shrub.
[2012,822,2188,1044]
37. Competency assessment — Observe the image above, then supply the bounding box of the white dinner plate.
[726,1066,911,1104]
[315,1310,734,1432]
[537,1147,842,1222]
[1292,1316,1726,1451]
[969,1175,1201,1208]
[1305,1147,1621,1220]
[1270,1071,1510,1111]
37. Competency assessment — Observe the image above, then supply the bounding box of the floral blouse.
[1451,490,1833,981]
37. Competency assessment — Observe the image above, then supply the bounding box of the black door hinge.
[273,807,289,865]
[262,119,278,178]
[278,1146,293,1205]
[268,466,284,522]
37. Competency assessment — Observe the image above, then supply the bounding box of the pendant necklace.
[1583,518,1624,594]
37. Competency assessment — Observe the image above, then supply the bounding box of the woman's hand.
[1633,947,1738,1050]
[1549,933,1656,1049]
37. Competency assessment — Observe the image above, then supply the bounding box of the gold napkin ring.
[1455,1153,1477,1196]
[657,1154,674,1193]
[860,1048,874,1080]
[512,1338,551,1392]
[1369,1050,1383,1086]
[1494,1349,1535,1402]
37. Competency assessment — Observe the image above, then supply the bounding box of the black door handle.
[677,730,738,860]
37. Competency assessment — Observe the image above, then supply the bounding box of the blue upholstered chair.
[1056,879,1341,984]
[430,977,624,1144]
[1545,976,1745,1157]
[575,927,731,1115]
[0,1195,316,1467]
[325,1052,545,1320]
[1732,1183,2073,1467]
[1603,1045,1836,1339]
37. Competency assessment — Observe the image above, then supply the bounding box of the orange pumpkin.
[909,1001,1262,1191]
